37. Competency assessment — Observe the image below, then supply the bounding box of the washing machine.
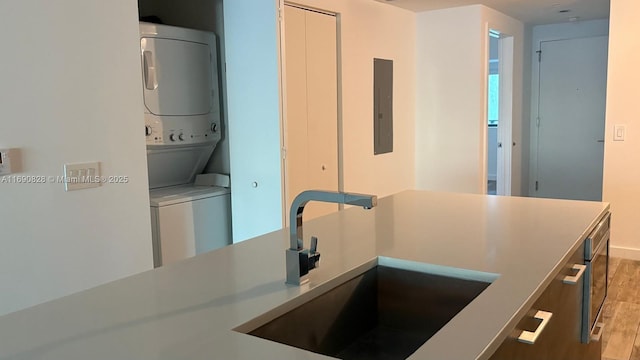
[140,21,222,189]
[150,185,231,267]
[139,22,230,266]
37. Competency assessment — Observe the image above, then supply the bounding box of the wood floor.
[602,258,640,360]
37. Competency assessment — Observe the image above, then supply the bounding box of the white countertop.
[0,190,609,360]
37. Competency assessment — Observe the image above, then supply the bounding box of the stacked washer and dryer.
[140,22,231,267]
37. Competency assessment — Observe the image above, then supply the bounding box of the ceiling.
[375,0,610,25]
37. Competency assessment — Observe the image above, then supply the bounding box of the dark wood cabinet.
[490,241,602,360]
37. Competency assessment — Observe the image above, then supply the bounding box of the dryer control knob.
[178,133,185,141]
[169,133,176,142]
[145,125,152,137]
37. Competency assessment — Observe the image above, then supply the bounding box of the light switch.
[63,162,101,191]
[0,148,21,175]
[614,125,625,141]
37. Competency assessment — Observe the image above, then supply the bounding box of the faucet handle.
[308,236,320,271]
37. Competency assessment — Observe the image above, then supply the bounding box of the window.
[488,72,499,126]
[488,30,500,127]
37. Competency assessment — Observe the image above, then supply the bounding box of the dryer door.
[141,37,213,116]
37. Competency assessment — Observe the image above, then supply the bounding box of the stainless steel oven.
[582,212,610,343]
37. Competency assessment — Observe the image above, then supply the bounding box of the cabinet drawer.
[489,274,558,360]
[490,242,598,359]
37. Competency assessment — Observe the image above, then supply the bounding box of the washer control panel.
[145,115,220,146]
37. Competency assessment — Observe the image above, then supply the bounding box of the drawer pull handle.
[591,322,605,342]
[518,310,553,344]
[563,264,587,285]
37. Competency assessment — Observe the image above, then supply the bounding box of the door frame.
[483,24,514,196]
[497,35,514,196]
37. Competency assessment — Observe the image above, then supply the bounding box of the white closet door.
[284,6,338,223]
[284,5,309,221]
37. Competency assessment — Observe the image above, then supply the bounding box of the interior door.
[283,5,338,224]
[486,31,514,196]
[534,36,608,201]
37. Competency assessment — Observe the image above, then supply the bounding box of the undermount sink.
[237,258,497,360]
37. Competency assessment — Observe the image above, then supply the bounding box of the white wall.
[415,5,524,194]
[527,19,610,196]
[603,0,640,259]
[288,0,416,198]
[531,19,609,45]
[224,0,284,241]
[416,6,483,193]
[0,0,153,316]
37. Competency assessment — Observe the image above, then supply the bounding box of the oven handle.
[563,264,587,285]
[589,213,610,241]
[518,310,553,344]
[592,229,610,256]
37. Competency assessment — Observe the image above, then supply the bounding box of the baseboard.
[610,245,640,261]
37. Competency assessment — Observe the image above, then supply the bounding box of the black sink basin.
[240,262,493,359]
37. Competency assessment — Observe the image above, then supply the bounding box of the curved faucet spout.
[286,190,377,285]
[289,190,377,250]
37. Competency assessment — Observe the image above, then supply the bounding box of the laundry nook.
[140,22,232,267]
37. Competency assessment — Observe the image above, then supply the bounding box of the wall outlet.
[0,148,21,175]
[63,162,101,191]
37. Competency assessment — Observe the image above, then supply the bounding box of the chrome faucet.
[286,190,378,285]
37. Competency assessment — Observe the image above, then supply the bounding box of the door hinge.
[535,181,539,191]
[536,117,541,128]
[537,50,542,62]
[281,147,287,160]
[278,8,282,22]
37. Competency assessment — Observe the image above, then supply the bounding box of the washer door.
[141,37,213,116]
